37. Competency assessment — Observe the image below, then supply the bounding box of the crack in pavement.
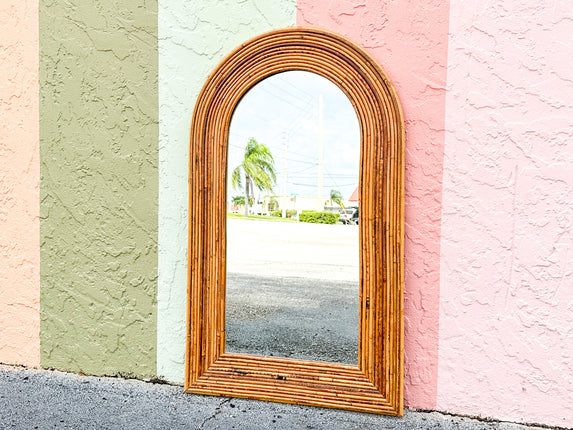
[199,397,232,429]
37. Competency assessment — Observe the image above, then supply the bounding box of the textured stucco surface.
[40,1,158,377]
[438,2,573,427]
[0,0,40,367]
[297,0,450,409]
[157,0,296,382]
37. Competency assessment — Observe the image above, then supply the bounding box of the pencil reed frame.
[186,27,405,415]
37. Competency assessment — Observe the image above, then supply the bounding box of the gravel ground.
[0,364,552,430]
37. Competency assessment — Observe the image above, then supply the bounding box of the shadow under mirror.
[226,71,360,365]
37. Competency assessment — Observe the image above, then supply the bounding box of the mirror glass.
[225,71,360,364]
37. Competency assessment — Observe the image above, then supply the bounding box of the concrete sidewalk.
[0,365,549,430]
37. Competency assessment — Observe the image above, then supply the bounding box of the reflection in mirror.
[225,71,360,364]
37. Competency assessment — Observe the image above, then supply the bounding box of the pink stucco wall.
[438,1,573,427]
[0,0,40,367]
[297,1,450,409]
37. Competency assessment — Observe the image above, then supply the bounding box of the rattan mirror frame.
[186,27,404,415]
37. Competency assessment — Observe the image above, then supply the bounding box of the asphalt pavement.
[0,364,549,430]
[226,218,360,363]
[226,272,359,364]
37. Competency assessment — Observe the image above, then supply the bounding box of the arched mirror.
[186,27,404,416]
[225,71,360,365]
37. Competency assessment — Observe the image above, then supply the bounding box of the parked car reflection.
[339,207,358,225]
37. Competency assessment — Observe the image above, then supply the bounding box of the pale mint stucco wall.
[157,0,296,382]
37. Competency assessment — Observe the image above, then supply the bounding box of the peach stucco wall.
[438,1,573,427]
[0,0,40,367]
[297,0,450,409]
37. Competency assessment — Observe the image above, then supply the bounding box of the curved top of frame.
[191,26,404,145]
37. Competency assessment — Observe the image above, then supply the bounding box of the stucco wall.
[39,0,159,378]
[0,0,40,367]
[297,0,450,410]
[157,0,296,382]
[1,0,571,426]
[438,2,573,427]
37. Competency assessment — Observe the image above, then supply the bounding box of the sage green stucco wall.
[40,1,158,377]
